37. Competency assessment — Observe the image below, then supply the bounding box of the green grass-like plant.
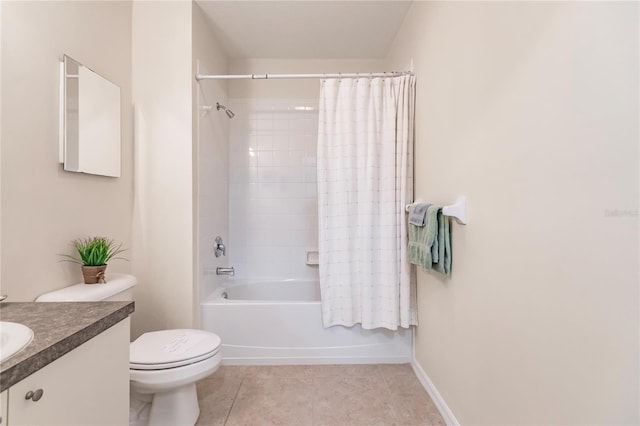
[62,237,127,266]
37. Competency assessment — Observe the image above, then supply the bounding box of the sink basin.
[0,321,34,363]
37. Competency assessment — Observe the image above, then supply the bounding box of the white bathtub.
[201,279,411,365]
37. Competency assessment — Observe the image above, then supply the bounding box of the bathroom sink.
[0,321,34,363]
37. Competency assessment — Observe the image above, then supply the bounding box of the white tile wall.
[228,99,320,280]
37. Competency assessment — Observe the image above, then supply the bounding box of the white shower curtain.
[317,75,416,330]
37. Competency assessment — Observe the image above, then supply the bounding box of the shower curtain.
[317,75,416,330]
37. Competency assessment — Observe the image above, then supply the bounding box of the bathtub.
[201,279,411,365]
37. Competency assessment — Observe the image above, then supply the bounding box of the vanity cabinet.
[5,318,130,426]
[1,390,7,425]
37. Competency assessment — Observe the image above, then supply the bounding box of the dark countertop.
[0,301,134,391]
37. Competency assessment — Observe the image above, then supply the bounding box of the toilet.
[36,273,222,426]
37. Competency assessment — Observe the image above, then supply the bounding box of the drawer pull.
[25,389,44,402]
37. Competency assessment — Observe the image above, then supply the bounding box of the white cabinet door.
[1,390,7,426]
[8,318,130,426]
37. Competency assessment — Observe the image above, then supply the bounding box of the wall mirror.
[59,54,121,177]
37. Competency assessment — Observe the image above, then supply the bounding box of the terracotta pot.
[82,265,107,284]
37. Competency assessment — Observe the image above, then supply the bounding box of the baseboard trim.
[411,359,460,426]
[221,355,411,366]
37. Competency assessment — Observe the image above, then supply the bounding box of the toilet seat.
[130,351,222,394]
[130,329,221,371]
[130,347,220,370]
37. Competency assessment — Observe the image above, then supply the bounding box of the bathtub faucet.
[216,267,235,276]
[214,236,226,257]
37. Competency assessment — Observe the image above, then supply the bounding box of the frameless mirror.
[59,55,121,177]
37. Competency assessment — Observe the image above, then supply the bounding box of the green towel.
[433,209,452,276]
[408,205,452,276]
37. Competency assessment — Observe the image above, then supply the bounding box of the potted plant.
[62,237,127,284]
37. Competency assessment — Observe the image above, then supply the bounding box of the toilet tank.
[36,273,136,302]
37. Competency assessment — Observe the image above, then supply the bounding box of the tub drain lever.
[216,267,235,276]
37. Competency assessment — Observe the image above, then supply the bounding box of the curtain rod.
[195,71,412,81]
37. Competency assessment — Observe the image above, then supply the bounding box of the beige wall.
[1,1,133,300]
[387,2,639,424]
[192,3,230,319]
[131,0,193,338]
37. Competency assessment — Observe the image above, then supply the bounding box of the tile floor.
[195,364,445,426]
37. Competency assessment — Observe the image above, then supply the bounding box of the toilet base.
[148,384,200,426]
[130,384,200,426]
[129,393,150,426]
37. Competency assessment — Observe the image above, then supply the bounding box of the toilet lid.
[130,329,221,370]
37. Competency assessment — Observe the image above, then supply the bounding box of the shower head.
[216,102,235,119]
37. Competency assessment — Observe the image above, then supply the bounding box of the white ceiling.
[196,1,412,59]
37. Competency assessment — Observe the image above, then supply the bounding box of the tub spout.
[216,267,235,276]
